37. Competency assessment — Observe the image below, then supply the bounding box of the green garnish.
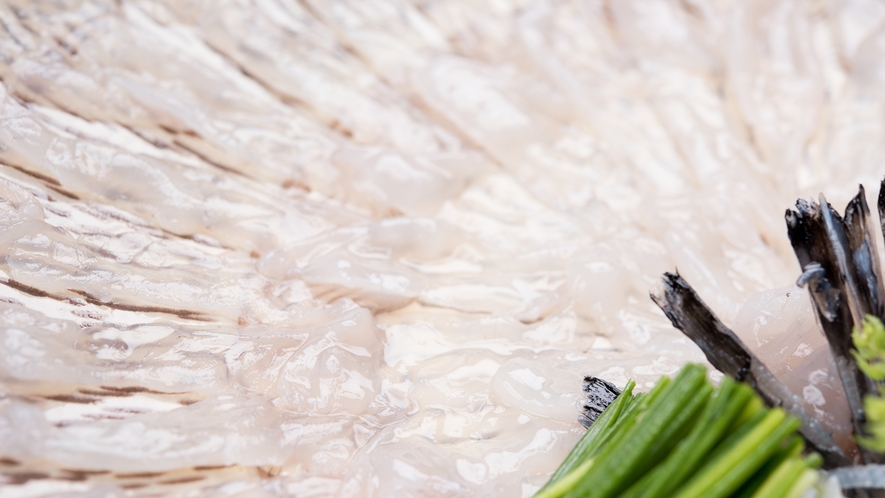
[852,315,885,381]
[852,315,885,452]
[535,364,822,498]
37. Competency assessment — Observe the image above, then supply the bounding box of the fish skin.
[578,376,621,428]
[651,271,852,469]
[786,187,884,465]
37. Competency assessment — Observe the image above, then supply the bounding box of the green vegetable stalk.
[535,364,822,498]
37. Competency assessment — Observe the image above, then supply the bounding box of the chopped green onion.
[539,379,636,492]
[534,364,821,498]
[565,364,708,498]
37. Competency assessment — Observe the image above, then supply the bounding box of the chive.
[619,381,713,498]
[733,436,804,498]
[705,416,803,498]
[585,389,648,459]
[536,384,645,498]
[629,377,753,498]
[557,377,670,489]
[540,379,636,491]
[803,452,823,469]
[537,365,822,498]
[701,408,767,464]
[618,381,715,498]
[635,382,712,476]
[534,458,595,498]
[731,393,764,430]
[674,409,801,498]
[747,456,807,498]
[565,364,708,498]
[672,408,779,498]
[603,377,671,448]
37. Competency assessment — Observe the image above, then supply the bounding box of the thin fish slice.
[651,272,850,469]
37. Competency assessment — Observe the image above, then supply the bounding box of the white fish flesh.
[1,0,884,496]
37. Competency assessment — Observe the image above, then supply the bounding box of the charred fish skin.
[786,187,883,465]
[843,185,885,321]
[878,179,885,274]
[651,272,752,382]
[651,272,851,469]
[578,376,622,428]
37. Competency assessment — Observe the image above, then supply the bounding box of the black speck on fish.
[579,376,621,428]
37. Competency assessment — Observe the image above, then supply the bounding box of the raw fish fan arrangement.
[4,0,885,496]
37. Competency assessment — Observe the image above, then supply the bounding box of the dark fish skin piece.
[578,376,621,428]
[786,187,883,466]
[844,185,885,320]
[651,272,851,469]
[878,180,885,273]
[651,273,752,381]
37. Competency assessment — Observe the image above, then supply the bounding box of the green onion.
[564,364,708,498]
[626,377,752,498]
[537,379,635,496]
[746,452,808,498]
[674,408,800,498]
[534,364,822,498]
[733,436,804,498]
